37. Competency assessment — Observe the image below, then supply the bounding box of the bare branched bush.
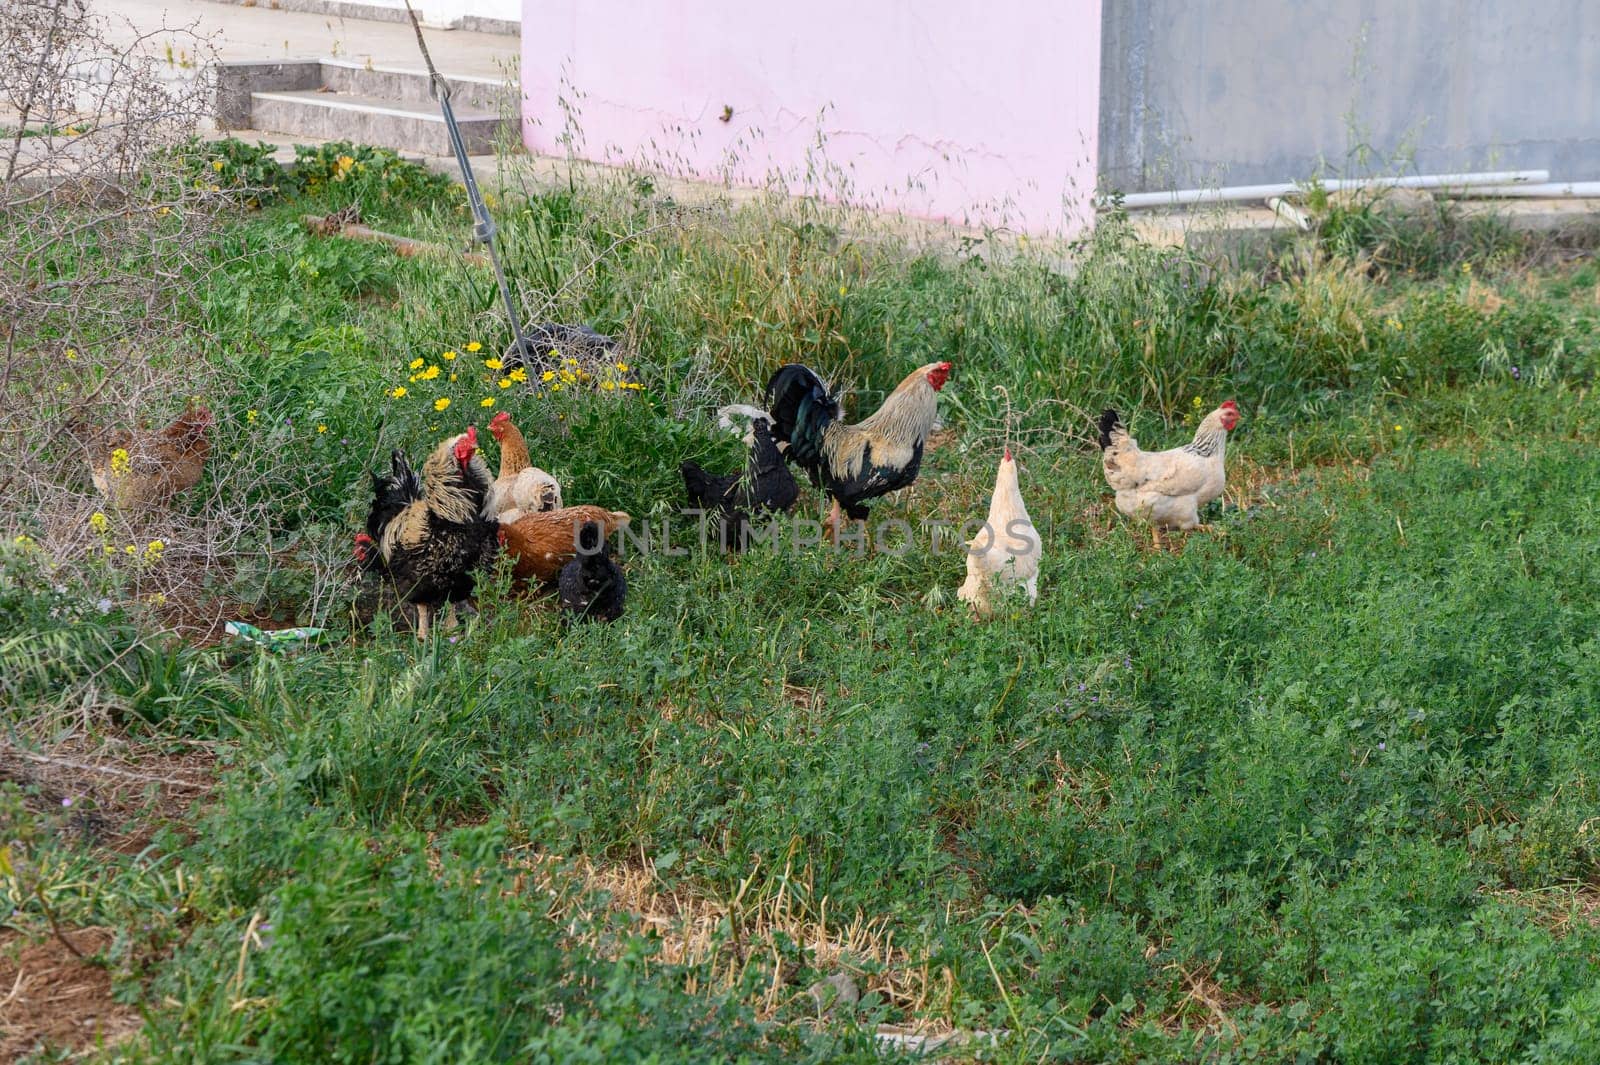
[0,0,346,633]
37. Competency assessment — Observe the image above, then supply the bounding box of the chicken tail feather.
[764,363,836,468]
[1097,408,1125,450]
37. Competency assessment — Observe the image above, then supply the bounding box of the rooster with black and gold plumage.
[354,427,496,639]
[765,361,952,539]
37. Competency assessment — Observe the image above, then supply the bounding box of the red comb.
[1003,447,1012,462]
[1221,399,1239,410]
[489,410,510,425]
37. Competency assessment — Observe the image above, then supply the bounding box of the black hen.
[680,418,799,550]
[558,521,626,622]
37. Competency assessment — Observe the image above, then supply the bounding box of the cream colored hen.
[958,449,1040,617]
[1097,400,1240,548]
[485,411,562,523]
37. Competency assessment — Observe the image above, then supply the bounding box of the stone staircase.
[216,59,513,156]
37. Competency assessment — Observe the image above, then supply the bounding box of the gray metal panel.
[1098,1,1600,193]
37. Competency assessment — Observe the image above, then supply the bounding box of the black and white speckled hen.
[354,427,496,639]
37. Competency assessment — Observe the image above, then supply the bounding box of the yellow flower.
[839,286,848,297]
[317,424,328,433]
[540,370,556,383]
[465,342,482,353]
[577,370,590,381]
[209,184,220,192]
[156,206,170,217]
[102,545,114,556]
[419,365,441,381]
[550,384,562,393]
[63,125,80,136]
[212,159,225,172]
[144,539,165,562]
[442,350,458,361]
[484,357,504,371]
[615,361,630,373]
[1393,425,1403,433]
[408,375,418,383]
[508,368,528,383]
[560,370,576,383]
[13,534,34,548]
[109,448,131,477]
[498,378,512,389]
[89,511,108,533]
[409,357,425,370]
[626,382,644,391]
[600,380,616,392]
[389,387,408,399]
[147,592,167,605]
[65,347,77,361]
[449,373,458,382]
[246,410,258,423]
[124,544,137,555]
[480,397,495,408]
[564,357,579,366]
[434,397,450,412]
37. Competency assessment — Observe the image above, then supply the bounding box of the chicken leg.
[822,497,842,546]
[1151,525,1167,552]
[415,602,432,641]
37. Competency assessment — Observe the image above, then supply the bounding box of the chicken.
[558,521,627,622]
[765,361,952,539]
[355,427,497,639]
[485,411,562,521]
[679,417,799,550]
[498,505,631,584]
[1098,400,1240,548]
[957,449,1040,617]
[85,404,213,510]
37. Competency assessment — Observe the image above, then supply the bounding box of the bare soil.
[0,927,142,1061]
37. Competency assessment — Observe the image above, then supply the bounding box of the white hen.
[1098,400,1239,548]
[958,449,1040,617]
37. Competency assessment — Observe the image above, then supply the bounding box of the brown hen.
[499,505,630,583]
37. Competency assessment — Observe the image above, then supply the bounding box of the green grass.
[4,143,1600,1062]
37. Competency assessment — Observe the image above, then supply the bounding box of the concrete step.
[249,88,505,156]
[318,60,511,114]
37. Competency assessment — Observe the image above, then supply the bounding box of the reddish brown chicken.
[498,506,631,584]
[86,404,213,510]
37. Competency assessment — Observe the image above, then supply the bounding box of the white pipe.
[1266,195,1313,231]
[1442,181,1600,199]
[1105,170,1548,210]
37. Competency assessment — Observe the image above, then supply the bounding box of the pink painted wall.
[520,1,1102,236]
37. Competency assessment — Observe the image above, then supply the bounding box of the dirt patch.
[1498,882,1600,937]
[0,927,142,1061]
[513,850,955,1031]
[0,741,215,855]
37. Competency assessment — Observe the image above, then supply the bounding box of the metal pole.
[400,0,529,357]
